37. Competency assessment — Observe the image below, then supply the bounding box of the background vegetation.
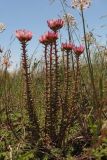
[0,0,107,159]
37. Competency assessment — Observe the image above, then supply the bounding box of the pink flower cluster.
[39,31,58,45]
[73,45,85,56]
[15,19,84,56]
[61,42,84,56]
[61,42,74,51]
[39,18,64,45]
[47,19,64,32]
[16,29,32,42]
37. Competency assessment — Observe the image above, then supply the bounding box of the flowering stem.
[21,42,40,145]
[54,40,59,101]
[64,50,70,116]
[45,44,51,137]
[49,42,57,142]
[75,55,80,92]
[57,50,71,147]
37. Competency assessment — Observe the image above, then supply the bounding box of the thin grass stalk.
[4,65,20,141]
[80,7,100,111]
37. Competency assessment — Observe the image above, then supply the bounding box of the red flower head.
[39,34,48,45]
[61,42,74,51]
[39,31,58,45]
[16,29,32,42]
[45,31,58,42]
[47,19,64,32]
[73,45,84,56]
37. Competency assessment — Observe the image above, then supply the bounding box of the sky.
[0,0,107,70]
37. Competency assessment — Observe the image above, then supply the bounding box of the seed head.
[72,0,91,10]
[63,13,76,26]
[0,23,6,33]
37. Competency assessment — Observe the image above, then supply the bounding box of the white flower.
[63,13,76,27]
[72,0,91,10]
[0,23,6,33]
[82,32,96,44]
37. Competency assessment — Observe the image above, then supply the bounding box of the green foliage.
[92,140,107,160]
[17,151,34,160]
[88,117,98,137]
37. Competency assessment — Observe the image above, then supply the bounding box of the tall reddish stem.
[21,42,40,145]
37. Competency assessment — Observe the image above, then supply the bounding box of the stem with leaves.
[21,42,40,145]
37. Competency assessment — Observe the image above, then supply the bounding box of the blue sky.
[0,0,107,70]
